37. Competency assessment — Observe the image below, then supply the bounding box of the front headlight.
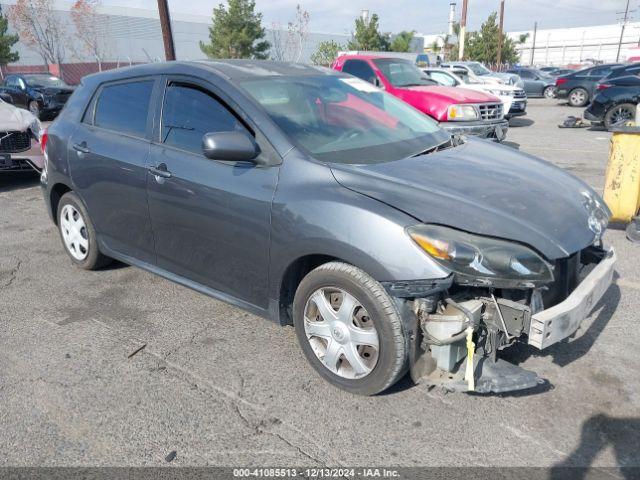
[488,89,511,96]
[407,225,554,287]
[447,104,479,121]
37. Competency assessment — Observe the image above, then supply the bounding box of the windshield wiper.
[411,135,464,157]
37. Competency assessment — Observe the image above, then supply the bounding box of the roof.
[80,60,337,84]
[336,54,411,62]
[194,60,336,80]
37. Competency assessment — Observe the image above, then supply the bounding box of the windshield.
[467,62,493,76]
[23,74,68,88]
[372,58,435,88]
[240,75,448,164]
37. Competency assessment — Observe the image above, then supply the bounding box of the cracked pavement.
[1,99,639,468]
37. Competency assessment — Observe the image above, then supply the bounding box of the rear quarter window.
[94,80,154,137]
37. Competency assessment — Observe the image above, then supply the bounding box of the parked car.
[333,55,508,141]
[600,62,640,82]
[0,97,42,172]
[505,68,556,98]
[584,75,640,129]
[555,63,623,107]
[0,73,75,120]
[42,60,616,395]
[338,50,435,67]
[441,61,523,87]
[422,67,528,119]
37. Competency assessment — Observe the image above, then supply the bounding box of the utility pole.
[529,21,537,66]
[157,0,176,61]
[496,0,505,67]
[616,0,630,62]
[458,0,468,60]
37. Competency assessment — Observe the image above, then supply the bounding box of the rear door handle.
[72,142,91,154]
[148,164,172,179]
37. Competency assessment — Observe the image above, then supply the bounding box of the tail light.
[40,128,48,154]
[597,83,612,91]
[555,77,567,87]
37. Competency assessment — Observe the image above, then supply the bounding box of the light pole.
[458,0,468,60]
[157,0,176,61]
[496,0,505,67]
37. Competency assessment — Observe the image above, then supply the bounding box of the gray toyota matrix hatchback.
[40,61,616,395]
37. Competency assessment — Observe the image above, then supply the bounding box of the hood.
[399,85,499,104]
[330,138,601,260]
[0,101,39,132]
[31,86,75,96]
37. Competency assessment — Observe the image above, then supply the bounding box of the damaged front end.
[394,242,616,394]
[0,99,42,173]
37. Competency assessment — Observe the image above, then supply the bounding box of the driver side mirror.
[372,77,385,90]
[202,131,263,164]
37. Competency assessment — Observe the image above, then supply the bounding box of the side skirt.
[97,237,279,324]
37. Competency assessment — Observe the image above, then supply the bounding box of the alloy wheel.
[608,105,635,126]
[60,204,89,260]
[303,287,379,379]
[569,89,587,106]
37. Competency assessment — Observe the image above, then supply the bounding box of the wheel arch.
[49,182,73,225]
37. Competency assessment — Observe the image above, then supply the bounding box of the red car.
[332,55,509,141]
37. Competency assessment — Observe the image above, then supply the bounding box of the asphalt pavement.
[1,98,639,469]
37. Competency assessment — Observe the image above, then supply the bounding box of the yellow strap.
[465,326,475,391]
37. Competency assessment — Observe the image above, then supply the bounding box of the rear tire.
[543,86,556,99]
[568,87,588,107]
[57,192,112,270]
[293,262,407,395]
[604,103,636,130]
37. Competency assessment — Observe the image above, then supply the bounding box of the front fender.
[268,150,449,301]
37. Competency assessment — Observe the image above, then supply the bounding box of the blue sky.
[102,0,632,34]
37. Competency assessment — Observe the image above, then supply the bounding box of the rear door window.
[94,80,154,137]
[160,82,247,154]
[342,60,377,84]
[589,66,613,78]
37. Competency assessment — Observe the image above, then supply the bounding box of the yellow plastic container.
[603,126,640,223]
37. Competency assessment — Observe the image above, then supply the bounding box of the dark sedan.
[41,61,615,395]
[584,75,640,129]
[555,63,622,107]
[0,73,74,120]
[505,68,556,98]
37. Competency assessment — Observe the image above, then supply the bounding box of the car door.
[146,77,280,310]
[67,77,157,264]
[516,70,539,95]
[4,76,29,108]
[342,59,380,87]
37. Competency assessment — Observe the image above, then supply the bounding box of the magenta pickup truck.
[332,55,509,141]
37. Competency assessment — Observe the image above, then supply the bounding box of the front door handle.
[148,164,172,179]
[72,142,91,154]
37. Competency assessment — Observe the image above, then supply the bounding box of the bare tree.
[269,22,287,61]
[8,0,66,71]
[71,0,107,70]
[268,4,309,62]
[286,4,309,62]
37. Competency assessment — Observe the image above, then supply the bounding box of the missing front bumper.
[528,247,616,349]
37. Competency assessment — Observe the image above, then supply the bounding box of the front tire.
[568,87,589,107]
[57,192,112,270]
[604,103,636,130]
[543,86,556,99]
[29,101,41,120]
[293,262,407,395]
